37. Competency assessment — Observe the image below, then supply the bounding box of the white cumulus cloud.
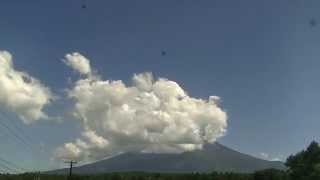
[260,152,270,160]
[0,51,52,123]
[63,52,92,76]
[56,53,227,161]
[259,152,283,161]
[55,143,83,162]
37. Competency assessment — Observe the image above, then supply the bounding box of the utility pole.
[65,161,77,180]
[33,172,41,180]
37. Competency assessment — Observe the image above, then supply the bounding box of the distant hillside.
[49,143,285,174]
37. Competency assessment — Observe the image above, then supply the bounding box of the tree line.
[1,141,320,180]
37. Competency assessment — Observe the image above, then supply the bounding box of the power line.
[0,118,33,151]
[0,156,28,172]
[0,115,35,172]
[0,111,34,145]
[0,111,41,173]
[0,163,18,174]
[0,168,7,174]
[0,111,46,164]
[0,111,39,152]
[65,161,77,180]
[0,160,20,174]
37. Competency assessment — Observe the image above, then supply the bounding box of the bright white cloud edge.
[55,52,228,162]
[0,51,52,124]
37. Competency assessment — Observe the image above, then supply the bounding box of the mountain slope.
[50,143,285,174]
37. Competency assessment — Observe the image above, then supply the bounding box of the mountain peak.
[48,143,285,174]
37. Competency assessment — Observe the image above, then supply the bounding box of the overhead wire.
[0,111,34,144]
[0,156,28,172]
[0,111,42,173]
[0,118,34,151]
[0,160,20,174]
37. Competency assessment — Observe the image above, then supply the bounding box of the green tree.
[286,141,320,180]
[253,169,288,180]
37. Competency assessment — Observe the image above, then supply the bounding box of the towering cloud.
[56,53,227,161]
[0,51,52,123]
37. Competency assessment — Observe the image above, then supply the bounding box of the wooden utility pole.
[65,161,77,180]
[33,172,41,180]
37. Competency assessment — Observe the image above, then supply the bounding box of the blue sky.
[1,0,320,171]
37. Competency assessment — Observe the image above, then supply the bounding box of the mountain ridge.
[48,142,285,174]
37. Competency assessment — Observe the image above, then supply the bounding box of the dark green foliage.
[253,169,289,180]
[0,171,269,180]
[286,141,320,180]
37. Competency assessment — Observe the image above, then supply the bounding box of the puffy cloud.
[260,152,270,160]
[55,53,227,161]
[63,53,92,75]
[0,51,52,123]
[82,130,109,149]
[271,157,282,161]
[259,152,283,161]
[54,143,83,162]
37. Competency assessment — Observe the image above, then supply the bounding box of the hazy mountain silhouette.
[49,143,285,174]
